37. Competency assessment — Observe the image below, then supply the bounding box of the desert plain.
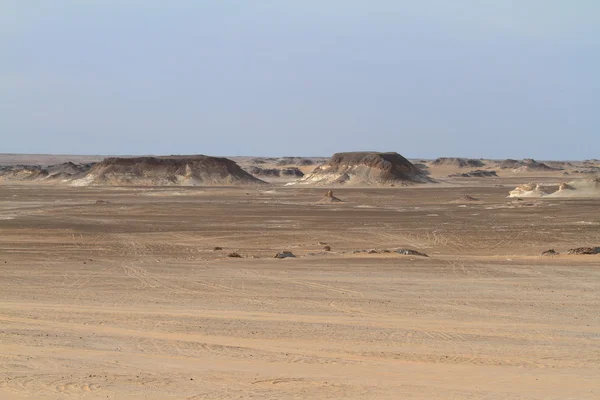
[1,154,599,399]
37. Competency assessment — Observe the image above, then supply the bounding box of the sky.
[1,1,599,159]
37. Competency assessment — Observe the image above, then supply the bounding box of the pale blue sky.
[2,1,599,159]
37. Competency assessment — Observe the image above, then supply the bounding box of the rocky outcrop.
[248,166,304,178]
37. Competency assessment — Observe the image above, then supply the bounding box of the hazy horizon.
[2,2,599,160]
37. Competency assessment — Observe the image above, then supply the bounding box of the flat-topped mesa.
[71,155,266,186]
[296,152,431,186]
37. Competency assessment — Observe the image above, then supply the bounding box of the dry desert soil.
[1,173,599,398]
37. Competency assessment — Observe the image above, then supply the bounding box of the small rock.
[323,245,331,251]
[95,199,111,205]
[541,249,559,256]
[213,246,223,251]
[396,249,429,257]
[274,251,296,259]
[367,249,378,254]
[567,247,600,255]
[227,252,242,258]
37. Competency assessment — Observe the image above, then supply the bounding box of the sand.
[1,161,599,399]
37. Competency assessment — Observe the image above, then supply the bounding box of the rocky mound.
[248,166,280,178]
[500,159,555,172]
[45,162,94,180]
[249,166,304,178]
[432,158,484,168]
[71,156,266,186]
[0,165,48,181]
[0,162,93,182]
[449,170,497,178]
[276,157,315,166]
[296,152,431,186]
[281,167,304,177]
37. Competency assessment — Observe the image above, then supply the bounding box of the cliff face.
[296,152,431,186]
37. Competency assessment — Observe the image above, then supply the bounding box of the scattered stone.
[227,252,242,258]
[274,251,296,259]
[567,247,600,255]
[541,249,559,256]
[396,249,429,257]
[95,199,111,205]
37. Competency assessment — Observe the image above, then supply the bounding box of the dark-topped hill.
[296,152,431,185]
[71,155,266,186]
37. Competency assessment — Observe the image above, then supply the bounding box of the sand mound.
[509,179,600,198]
[558,182,574,191]
[432,158,484,168]
[500,159,555,172]
[453,194,480,203]
[296,152,431,186]
[316,190,344,204]
[508,183,548,198]
[71,156,266,186]
[546,178,600,198]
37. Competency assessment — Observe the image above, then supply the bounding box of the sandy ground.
[1,183,599,399]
